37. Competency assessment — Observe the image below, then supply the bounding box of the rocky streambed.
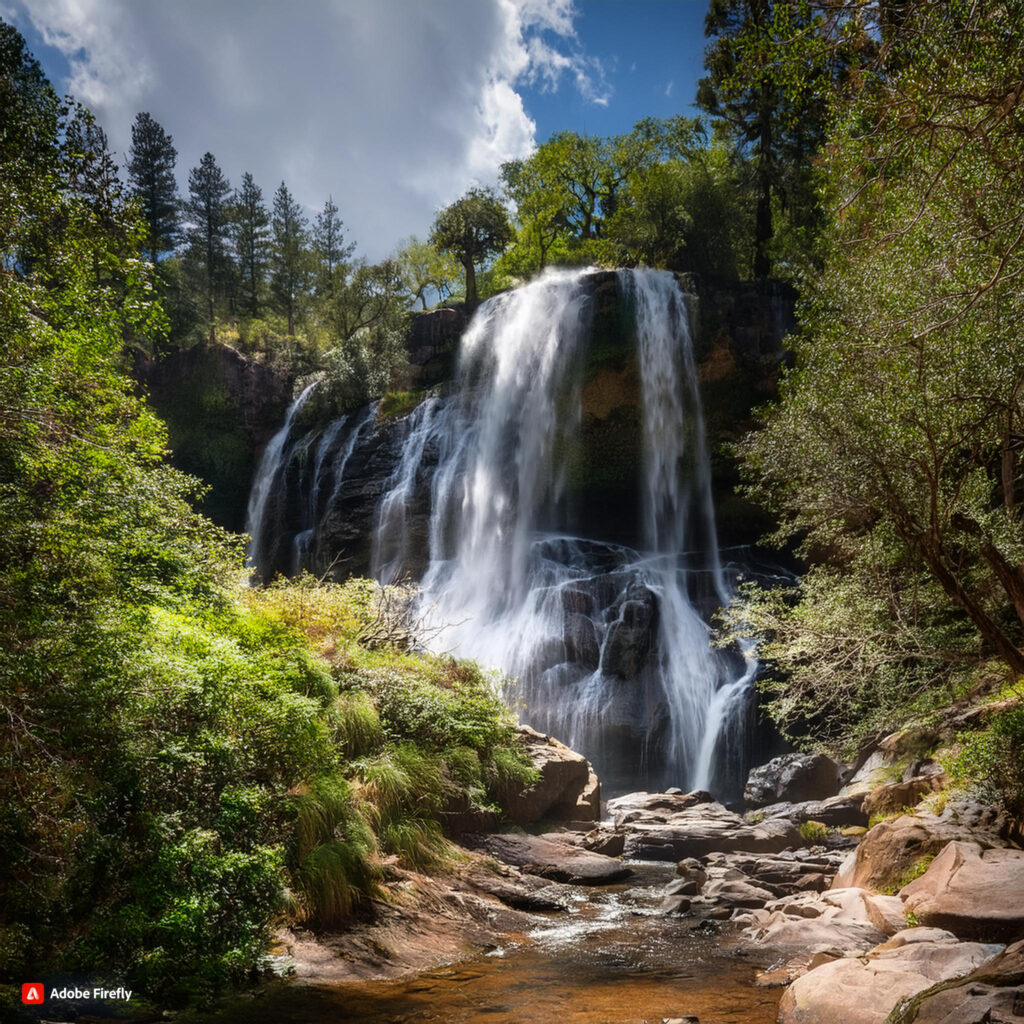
[183,731,1024,1024]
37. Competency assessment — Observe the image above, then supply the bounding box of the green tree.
[734,0,1024,750]
[395,235,460,309]
[698,0,838,278]
[270,181,309,335]
[232,171,270,317]
[429,187,511,307]
[311,195,355,298]
[127,111,179,263]
[184,152,232,341]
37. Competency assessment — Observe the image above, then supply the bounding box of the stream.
[192,863,782,1024]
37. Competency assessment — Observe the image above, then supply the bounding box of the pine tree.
[311,196,354,297]
[184,152,231,341]
[270,181,308,335]
[232,172,270,317]
[127,111,178,263]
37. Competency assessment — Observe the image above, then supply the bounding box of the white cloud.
[2,0,608,259]
[665,79,674,97]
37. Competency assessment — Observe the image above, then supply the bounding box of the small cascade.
[245,382,316,571]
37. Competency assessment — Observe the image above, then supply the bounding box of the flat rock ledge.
[608,790,803,859]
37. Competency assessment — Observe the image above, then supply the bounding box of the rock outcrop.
[900,841,1024,943]
[777,928,1004,1024]
[462,832,632,885]
[504,726,595,825]
[608,790,803,859]
[744,753,842,810]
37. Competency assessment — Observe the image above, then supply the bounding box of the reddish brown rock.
[901,841,1024,943]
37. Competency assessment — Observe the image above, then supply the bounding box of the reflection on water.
[190,864,782,1024]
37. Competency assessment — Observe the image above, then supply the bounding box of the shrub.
[798,820,828,845]
[945,702,1024,816]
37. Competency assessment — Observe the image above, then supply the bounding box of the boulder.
[503,726,592,824]
[887,938,1024,1024]
[862,773,947,820]
[745,754,841,810]
[754,793,868,829]
[901,841,1024,943]
[576,769,601,821]
[831,806,1011,893]
[777,928,1003,1024]
[462,832,632,885]
[615,798,802,860]
[740,887,907,954]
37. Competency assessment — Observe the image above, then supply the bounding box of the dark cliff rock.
[405,307,468,386]
[132,343,290,530]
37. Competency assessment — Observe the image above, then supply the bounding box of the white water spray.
[368,268,753,794]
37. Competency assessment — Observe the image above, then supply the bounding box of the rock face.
[504,726,595,824]
[404,307,467,386]
[831,804,1013,893]
[862,771,947,820]
[745,754,842,810]
[901,841,1024,943]
[133,342,290,530]
[777,928,1003,1024]
[608,790,803,860]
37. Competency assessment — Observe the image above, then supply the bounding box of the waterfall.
[368,267,754,796]
[245,382,316,570]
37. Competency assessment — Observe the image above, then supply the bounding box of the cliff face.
[132,343,291,531]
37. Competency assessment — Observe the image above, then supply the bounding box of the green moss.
[377,388,426,422]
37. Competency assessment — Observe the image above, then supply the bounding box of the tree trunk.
[914,531,1024,674]
[464,258,477,308]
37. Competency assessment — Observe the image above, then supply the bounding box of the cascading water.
[368,267,755,796]
[245,382,317,571]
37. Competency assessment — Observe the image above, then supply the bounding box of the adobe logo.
[22,982,45,1004]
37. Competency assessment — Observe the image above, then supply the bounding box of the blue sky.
[2,0,712,258]
[527,1,708,139]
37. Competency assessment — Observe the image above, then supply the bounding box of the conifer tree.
[232,171,270,317]
[184,152,232,341]
[311,195,354,297]
[270,181,308,335]
[127,111,178,263]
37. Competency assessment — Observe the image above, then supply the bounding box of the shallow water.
[194,864,782,1024]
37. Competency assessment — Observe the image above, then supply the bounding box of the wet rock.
[503,726,592,824]
[887,938,1024,1024]
[704,878,775,908]
[659,894,692,915]
[755,950,842,988]
[901,841,1024,943]
[676,858,708,887]
[563,612,601,669]
[560,587,595,615]
[582,826,624,857]
[777,928,1004,1024]
[745,753,841,810]
[405,307,467,385]
[600,590,658,680]
[862,773,948,820]
[463,832,632,885]
[665,878,700,897]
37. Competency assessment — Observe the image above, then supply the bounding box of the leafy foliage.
[729,0,1024,765]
